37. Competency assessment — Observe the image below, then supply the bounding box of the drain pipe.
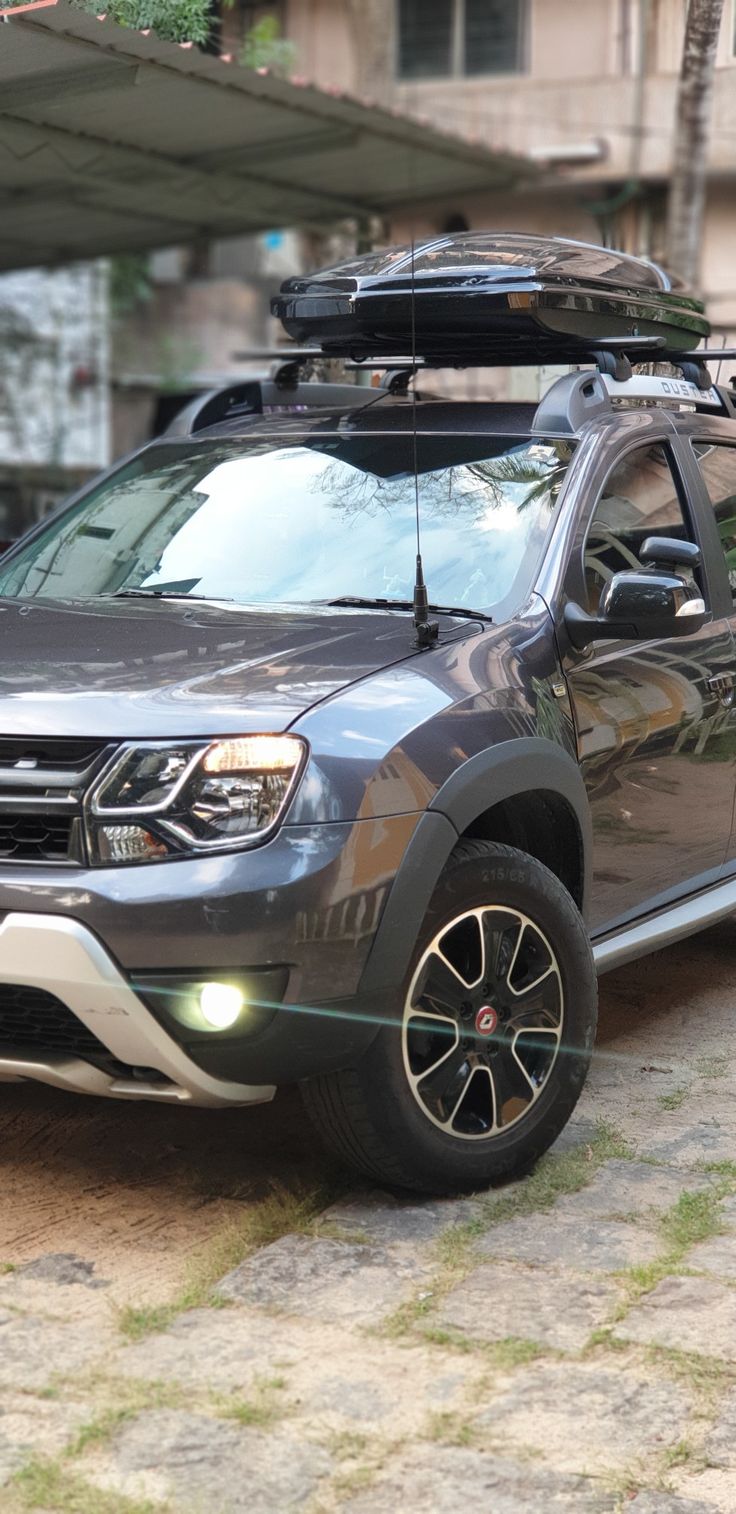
[581,0,650,246]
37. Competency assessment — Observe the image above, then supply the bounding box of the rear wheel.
[302,840,597,1195]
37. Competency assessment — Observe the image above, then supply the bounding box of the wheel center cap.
[475,1005,498,1037]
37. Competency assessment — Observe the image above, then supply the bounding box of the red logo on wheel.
[475,1006,498,1036]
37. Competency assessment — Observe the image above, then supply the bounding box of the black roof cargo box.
[272,233,709,363]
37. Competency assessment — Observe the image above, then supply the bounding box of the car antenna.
[409,228,439,649]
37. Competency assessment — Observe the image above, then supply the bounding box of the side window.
[692,442,736,606]
[583,444,692,614]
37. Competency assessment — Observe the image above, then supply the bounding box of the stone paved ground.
[2,922,736,1512]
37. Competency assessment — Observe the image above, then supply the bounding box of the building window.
[397,0,526,80]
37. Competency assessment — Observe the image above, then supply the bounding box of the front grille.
[0,736,117,866]
[0,813,74,862]
[0,983,108,1059]
[0,738,109,772]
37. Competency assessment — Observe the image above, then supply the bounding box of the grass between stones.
[323,1430,370,1460]
[9,1373,298,1509]
[424,1409,476,1447]
[11,1123,732,1510]
[328,1462,378,1501]
[64,1379,192,1462]
[431,1332,545,1370]
[11,1456,162,1514]
[607,1429,711,1507]
[698,1159,736,1180]
[216,1373,289,1430]
[379,1120,632,1348]
[116,1120,631,1347]
[308,1433,399,1513]
[645,1344,735,1414]
[580,1327,736,1422]
[660,1187,726,1251]
[474,1120,634,1227]
[583,1327,631,1354]
[614,1182,731,1314]
[659,1437,705,1471]
[657,1086,690,1111]
[115,1178,343,1341]
[694,1055,728,1080]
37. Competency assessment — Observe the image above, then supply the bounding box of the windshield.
[0,432,574,617]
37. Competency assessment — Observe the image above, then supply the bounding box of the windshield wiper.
[104,589,233,602]
[327,596,493,624]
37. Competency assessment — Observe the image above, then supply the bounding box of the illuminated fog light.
[199,982,245,1030]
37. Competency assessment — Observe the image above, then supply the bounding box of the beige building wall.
[278,0,736,333]
[281,0,736,180]
[112,0,736,454]
[287,0,356,88]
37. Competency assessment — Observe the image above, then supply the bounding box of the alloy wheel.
[402,906,564,1140]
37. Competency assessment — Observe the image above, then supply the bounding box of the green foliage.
[241,15,297,75]
[72,0,212,45]
[3,0,213,43]
[5,1,299,77]
[109,254,153,319]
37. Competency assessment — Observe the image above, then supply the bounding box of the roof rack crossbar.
[675,347,736,361]
[231,338,736,380]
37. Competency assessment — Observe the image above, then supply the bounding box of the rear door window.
[692,441,736,607]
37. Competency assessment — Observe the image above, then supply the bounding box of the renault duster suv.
[0,233,733,1195]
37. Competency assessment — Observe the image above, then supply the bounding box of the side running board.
[592,874,736,975]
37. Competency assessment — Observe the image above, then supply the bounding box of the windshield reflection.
[0,434,574,618]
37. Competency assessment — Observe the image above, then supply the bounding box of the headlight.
[86,735,306,864]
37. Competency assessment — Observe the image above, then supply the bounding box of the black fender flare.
[359,737,591,998]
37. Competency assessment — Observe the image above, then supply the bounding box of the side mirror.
[565,537,707,651]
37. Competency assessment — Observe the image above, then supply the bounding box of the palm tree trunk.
[666,0,725,288]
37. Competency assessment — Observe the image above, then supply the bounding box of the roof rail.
[164,377,386,437]
[533,369,736,434]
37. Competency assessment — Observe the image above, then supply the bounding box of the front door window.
[583,444,695,615]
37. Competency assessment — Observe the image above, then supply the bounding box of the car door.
[559,433,736,935]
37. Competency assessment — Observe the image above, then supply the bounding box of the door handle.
[708,673,735,707]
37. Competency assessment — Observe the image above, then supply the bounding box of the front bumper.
[0,913,276,1107]
[0,812,424,1101]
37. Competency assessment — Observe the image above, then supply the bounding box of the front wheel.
[302,840,597,1195]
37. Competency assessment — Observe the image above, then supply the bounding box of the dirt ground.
[1,921,736,1511]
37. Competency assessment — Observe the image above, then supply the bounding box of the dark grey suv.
[0,234,733,1195]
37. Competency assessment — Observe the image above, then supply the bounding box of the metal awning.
[0,0,534,271]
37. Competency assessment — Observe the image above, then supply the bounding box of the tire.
[301,840,597,1196]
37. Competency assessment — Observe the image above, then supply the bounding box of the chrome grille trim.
[0,738,118,865]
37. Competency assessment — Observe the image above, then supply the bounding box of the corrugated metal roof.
[0,1,534,271]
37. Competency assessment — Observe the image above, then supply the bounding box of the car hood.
[0,597,474,738]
